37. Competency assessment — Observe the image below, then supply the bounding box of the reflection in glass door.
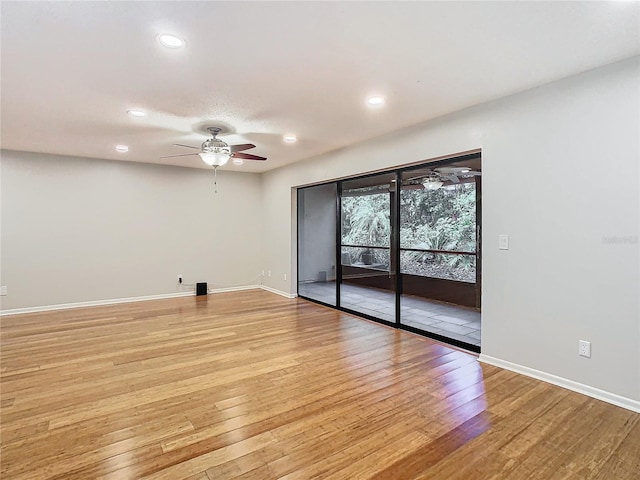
[339,173,396,324]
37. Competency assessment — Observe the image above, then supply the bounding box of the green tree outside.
[341,183,477,282]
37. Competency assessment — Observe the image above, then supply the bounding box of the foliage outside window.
[339,182,477,282]
[341,190,390,268]
[401,183,476,282]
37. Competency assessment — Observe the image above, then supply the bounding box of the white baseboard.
[0,291,195,316]
[260,285,298,299]
[208,284,261,295]
[478,354,640,413]
[0,284,264,316]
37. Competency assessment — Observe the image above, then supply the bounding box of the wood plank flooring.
[1,290,638,479]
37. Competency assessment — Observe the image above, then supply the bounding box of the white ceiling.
[1,1,639,173]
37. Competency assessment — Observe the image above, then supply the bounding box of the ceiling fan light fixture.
[199,151,230,167]
[283,134,297,143]
[158,34,185,49]
[422,176,443,190]
[115,144,129,153]
[423,181,443,190]
[199,133,232,166]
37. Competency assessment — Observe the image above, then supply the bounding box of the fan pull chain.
[213,166,218,194]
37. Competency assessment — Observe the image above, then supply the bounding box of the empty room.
[1,2,639,479]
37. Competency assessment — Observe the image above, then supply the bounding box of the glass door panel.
[399,165,481,348]
[297,183,337,306]
[340,173,396,323]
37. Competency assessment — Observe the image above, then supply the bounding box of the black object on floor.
[196,282,207,296]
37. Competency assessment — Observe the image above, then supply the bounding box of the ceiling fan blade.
[446,174,461,184]
[405,172,434,181]
[173,143,201,150]
[233,152,267,161]
[230,143,256,153]
[160,153,199,159]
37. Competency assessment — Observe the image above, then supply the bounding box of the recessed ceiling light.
[232,158,244,166]
[367,96,385,106]
[283,134,297,143]
[158,34,185,49]
[127,109,146,118]
[115,145,129,153]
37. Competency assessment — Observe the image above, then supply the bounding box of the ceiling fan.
[433,167,480,184]
[406,167,481,190]
[161,126,267,166]
[161,126,267,193]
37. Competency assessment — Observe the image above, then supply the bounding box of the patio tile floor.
[298,281,481,348]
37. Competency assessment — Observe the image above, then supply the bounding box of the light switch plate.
[499,234,509,250]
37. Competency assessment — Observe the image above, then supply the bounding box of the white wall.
[0,151,262,310]
[261,57,640,403]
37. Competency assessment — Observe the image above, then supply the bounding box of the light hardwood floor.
[1,290,638,479]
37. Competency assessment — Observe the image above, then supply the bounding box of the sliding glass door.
[297,153,482,352]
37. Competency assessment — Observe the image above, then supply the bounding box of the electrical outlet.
[268,270,272,277]
[0,286,7,296]
[284,274,287,281]
[261,270,265,277]
[177,274,183,284]
[578,340,591,358]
